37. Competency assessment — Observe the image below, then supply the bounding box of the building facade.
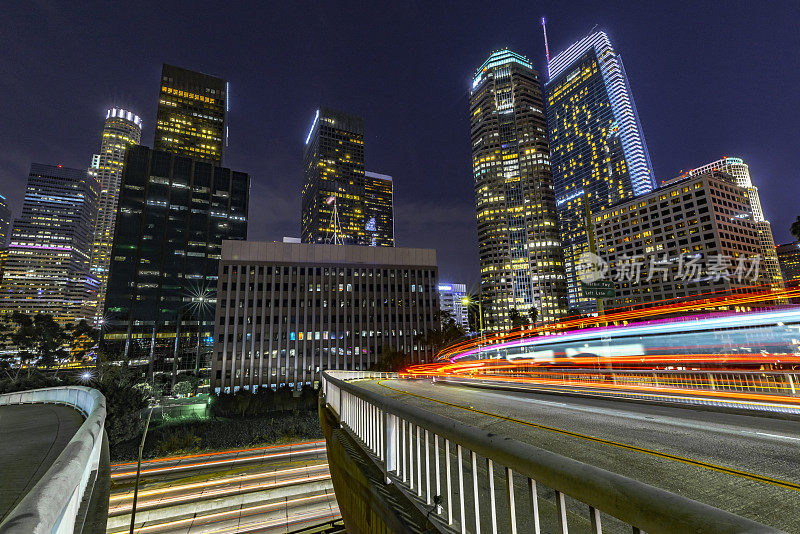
[103,146,248,384]
[0,193,10,248]
[592,171,769,309]
[668,157,783,289]
[0,164,98,324]
[776,242,800,286]
[470,49,567,328]
[212,241,438,392]
[301,108,368,245]
[545,31,655,314]
[437,283,468,330]
[154,64,227,165]
[88,108,142,322]
[364,171,394,246]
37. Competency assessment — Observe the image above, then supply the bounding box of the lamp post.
[462,295,484,350]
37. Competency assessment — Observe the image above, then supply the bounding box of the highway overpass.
[0,387,109,533]
[320,371,799,533]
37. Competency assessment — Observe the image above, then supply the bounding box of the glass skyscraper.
[103,146,248,384]
[302,107,378,246]
[545,31,655,313]
[88,107,142,323]
[0,164,98,324]
[470,49,567,328]
[154,64,227,165]
[364,171,394,247]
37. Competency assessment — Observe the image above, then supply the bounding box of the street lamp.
[462,295,484,350]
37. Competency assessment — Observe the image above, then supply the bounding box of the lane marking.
[376,380,800,492]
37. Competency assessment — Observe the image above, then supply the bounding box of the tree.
[791,216,800,241]
[416,310,467,357]
[1,313,70,379]
[68,320,98,361]
[509,308,526,329]
[372,345,411,372]
[528,307,539,327]
[95,363,148,445]
[173,380,194,397]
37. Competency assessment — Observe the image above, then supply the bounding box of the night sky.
[2,1,798,288]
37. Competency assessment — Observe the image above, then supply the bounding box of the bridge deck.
[356,378,800,532]
[0,403,84,521]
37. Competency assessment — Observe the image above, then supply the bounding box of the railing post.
[417,426,423,497]
[472,450,481,534]
[589,506,602,534]
[457,444,466,533]
[446,439,454,526]
[529,478,541,534]
[506,467,517,534]
[487,458,498,534]
[425,429,431,505]
[555,490,568,534]
[787,373,797,395]
[384,411,396,481]
[435,434,442,513]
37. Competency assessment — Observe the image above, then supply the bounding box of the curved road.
[358,378,800,531]
[0,404,84,521]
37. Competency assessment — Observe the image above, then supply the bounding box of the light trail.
[109,492,337,534]
[110,473,332,514]
[110,440,325,468]
[111,446,327,479]
[110,463,329,502]
[194,509,341,534]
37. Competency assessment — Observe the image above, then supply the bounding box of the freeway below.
[358,377,800,532]
[109,441,340,533]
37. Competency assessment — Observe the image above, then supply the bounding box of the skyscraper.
[103,146,248,383]
[0,193,10,248]
[301,107,367,245]
[670,157,783,289]
[88,107,142,322]
[0,164,98,324]
[364,171,394,247]
[470,49,567,328]
[154,64,227,165]
[545,31,655,313]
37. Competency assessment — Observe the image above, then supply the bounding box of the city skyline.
[2,2,799,288]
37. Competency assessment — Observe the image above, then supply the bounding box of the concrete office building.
[668,157,783,289]
[88,108,143,322]
[438,283,468,330]
[546,31,656,313]
[470,49,567,328]
[212,241,438,393]
[592,171,769,309]
[0,164,98,323]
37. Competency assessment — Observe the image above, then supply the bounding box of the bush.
[209,385,318,418]
[110,411,324,461]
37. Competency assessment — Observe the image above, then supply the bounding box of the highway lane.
[111,440,327,480]
[360,378,800,531]
[109,442,339,534]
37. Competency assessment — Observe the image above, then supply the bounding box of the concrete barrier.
[0,386,108,534]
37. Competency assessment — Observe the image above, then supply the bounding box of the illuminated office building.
[88,108,142,322]
[212,241,437,392]
[438,282,468,330]
[546,31,655,313]
[364,171,394,246]
[593,171,769,309]
[301,107,368,245]
[776,242,800,287]
[0,164,98,324]
[0,194,10,248]
[154,64,227,165]
[470,49,567,328]
[103,146,248,384]
[668,157,783,289]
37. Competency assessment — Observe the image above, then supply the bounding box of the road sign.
[581,280,615,299]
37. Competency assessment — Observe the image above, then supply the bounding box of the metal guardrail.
[321,370,780,534]
[0,386,106,534]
